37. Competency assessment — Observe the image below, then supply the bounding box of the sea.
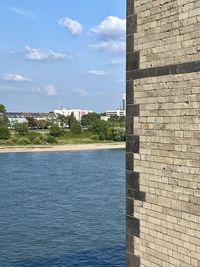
[0,149,125,267]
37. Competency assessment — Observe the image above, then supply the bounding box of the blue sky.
[0,0,125,112]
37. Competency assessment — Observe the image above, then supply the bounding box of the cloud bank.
[90,41,125,54]
[4,74,32,82]
[90,16,126,54]
[25,46,67,61]
[91,16,125,40]
[0,83,58,96]
[86,70,108,76]
[7,6,36,19]
[59,17,82,36]
[72,87,88,97]
[36,84,58,96]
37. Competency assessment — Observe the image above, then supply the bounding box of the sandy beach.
[0,143,125,154]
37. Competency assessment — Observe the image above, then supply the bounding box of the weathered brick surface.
[126,0,200,266]
[134,0,200,68]
[133,74,200,266]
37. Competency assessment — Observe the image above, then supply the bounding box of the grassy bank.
[0,130,122,147]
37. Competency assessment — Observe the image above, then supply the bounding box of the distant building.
[6,112,57,127]
[101,116,109,121]
[54,108,93,122]
[106,109,126,118]
[122,93,126,111]
[102,93,126,120]
[25,112,57,121]
[7,113,28,127]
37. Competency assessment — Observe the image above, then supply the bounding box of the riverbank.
[0,142,125,154]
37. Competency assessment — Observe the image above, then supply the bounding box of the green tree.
[57,114,69,128]
[0,104,6,113]
[0,104,9,127]
[49,124,63,137]
[108,115,125,128]
[0,126,11,139]
[71,120,82,134]
[92,120,111,140]
[0,104,10,138]
[69,113,82,134]
[15,123,29,136]
[26,117,38,129]
[119,116,125,127]
[109,115,120,123]
[111,127,125,141]
[81,112,100,128]
[37,119,49,129]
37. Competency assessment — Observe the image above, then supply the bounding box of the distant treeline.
[0,104,125,145]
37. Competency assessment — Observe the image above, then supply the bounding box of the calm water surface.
[0,149,125,267]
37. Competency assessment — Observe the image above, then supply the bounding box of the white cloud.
[0,85,23,92]
[90,16,125,55]
[107,58,125,65]
[72,87,88,97]
[90,40,125,54]
[36,84,58,96]
[25,46,67,61]
[86,70,108,76]
[91,16,125,40]
[0,82,58,96]
[59,17,82,36]
[4,74,32,82]
[7,6,36,19]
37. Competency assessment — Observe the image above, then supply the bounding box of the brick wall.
[126,0,200,266]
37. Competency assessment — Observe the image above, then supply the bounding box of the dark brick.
[126,104,139,117]
[126,51,140,71]
[126,234,134,252]
[133,191,146,201]
[126,197,134,215]
[127,60,200,81]
[126,253,140,267]
[126,216,140,237]
[127,0,134,16]
[126,117,134,134]
[126,34,134,53]
[126,152,134,171]
[127,14,137,34]
[127,171,139,191]
[126,80,134,105]
[126,135,139,153]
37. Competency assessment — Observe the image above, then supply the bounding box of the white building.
[7,113,28,127]
[122,93,126,111]
[102,93,126,120]
[54,108,93,122]
[106,109,126,118]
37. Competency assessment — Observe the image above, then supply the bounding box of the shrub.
[97,133,107,141]
[40,134,48,142]
[49,124,63,137]
[91,135,99,140]
[46,135,57,144]
[18,137,31,145]
[70,121,82,134]
[112,128,125,142]
[27,132,42,141]
[92,120,110,138]
[3,140,15,146]
[33,137,43,145]
[11,136,18,143]
[15,123,29,136]
[0,126,11,139]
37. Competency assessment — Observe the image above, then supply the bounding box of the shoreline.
[0,143,125,154]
